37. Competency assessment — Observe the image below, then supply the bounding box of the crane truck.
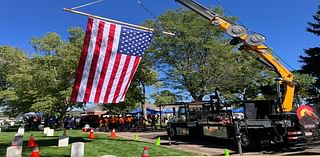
[167,0,319,148]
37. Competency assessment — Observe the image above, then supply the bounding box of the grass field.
[0,127,194,157]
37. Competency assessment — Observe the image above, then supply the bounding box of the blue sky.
[0,0,318,69]
[0,0,319,102]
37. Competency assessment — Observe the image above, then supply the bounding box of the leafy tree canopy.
[145,8,275,102]
[150,90,176,106]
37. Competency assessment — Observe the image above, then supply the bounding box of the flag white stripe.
[120,57,142,102]
[99,25,122,103]
[88,22,110,102]
[76,19,99,102]
[108,54,128,102]
[115,56,137,102]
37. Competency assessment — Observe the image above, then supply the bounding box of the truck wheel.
[239,132,257,148]
[240,133,251,147]
[168,127,177,138]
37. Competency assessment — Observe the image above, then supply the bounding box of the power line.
[71,0,104,10]
[135,0,174,35]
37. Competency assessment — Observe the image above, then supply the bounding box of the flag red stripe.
[94,24,116,103]
[71,18,94,102]
[83,21,105,102]
[120,57,141,101]
[104,53,122,103]
[112,55,131,103]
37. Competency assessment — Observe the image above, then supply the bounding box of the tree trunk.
[58,106,68,129]
[141,83,147,120]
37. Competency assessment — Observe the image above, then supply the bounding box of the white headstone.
[17,127,24,135]
[47,129,54,136]
[44,127,50,134]
[6,146,22,157]
[58,136,69,147]
[0,127,2,133]
[71,142,84,157]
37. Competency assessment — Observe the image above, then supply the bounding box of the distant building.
[80,104,106,116]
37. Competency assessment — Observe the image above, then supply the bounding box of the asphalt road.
[116,130,320,156]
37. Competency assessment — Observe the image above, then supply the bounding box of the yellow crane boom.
[175,0,295,112]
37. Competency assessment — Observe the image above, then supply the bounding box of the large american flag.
[71,18,153,104]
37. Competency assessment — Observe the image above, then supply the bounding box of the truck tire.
[240,133,252,147]
[168,127,177,138]
[238,132,256,149]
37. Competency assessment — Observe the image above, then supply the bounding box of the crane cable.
[215,0,296,71]
[70,0,104,10]
[136,0,174,35]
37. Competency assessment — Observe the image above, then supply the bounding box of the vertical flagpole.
[63,8,175,36]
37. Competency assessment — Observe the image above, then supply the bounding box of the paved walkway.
[100,130,320,156]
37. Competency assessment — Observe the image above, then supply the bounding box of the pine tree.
[307,6,320,36]
[299,5,320,88]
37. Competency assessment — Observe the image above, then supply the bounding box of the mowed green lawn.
[0,128,194,157]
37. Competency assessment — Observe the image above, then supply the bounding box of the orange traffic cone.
[111,128,116,139]
[141,146,149,157]
[28,134,37,148]
[89,129,94,139]
[30,144,40,157]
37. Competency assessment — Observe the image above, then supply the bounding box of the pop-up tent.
[128,108,158,115]
[163,108,174,113]
[128,108,142,114]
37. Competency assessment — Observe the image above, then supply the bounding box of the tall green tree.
[0,28,89,127]
[150,90,176,106]
[30,29,84,127]
[300,5,320,88]
[146,8,271,102]
[0,46,32,116]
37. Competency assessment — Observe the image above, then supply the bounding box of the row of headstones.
[43,127,68,147]
[43,127,54,136]
[6,141,86,157]
[7,140,116,157]
[6,126,116,157]
[6,126,77,157]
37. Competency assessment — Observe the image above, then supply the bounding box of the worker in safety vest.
[110,116,118,131]
[118,115,125,131]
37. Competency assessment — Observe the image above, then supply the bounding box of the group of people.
[23,112,164,132]
[97,114,160,132]
[24,116,42,130]
[43,116,81,129]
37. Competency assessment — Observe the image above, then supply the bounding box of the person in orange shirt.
[118,116,125,132]
[110,116,118,131]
